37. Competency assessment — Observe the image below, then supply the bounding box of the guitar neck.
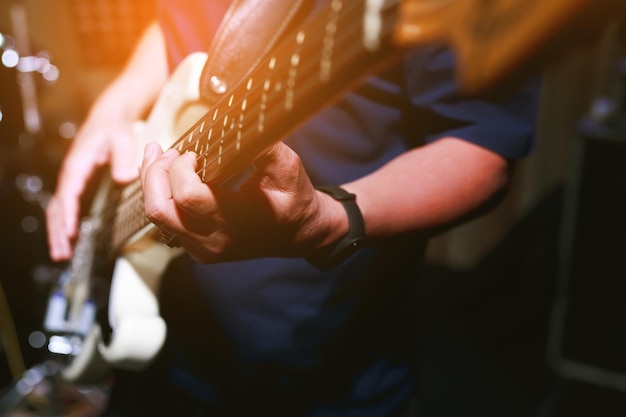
[109,0,407,252]
[103,0,597,252]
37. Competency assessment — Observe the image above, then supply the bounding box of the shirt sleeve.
[404,44,541,159]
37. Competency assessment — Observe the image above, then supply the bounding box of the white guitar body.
[48,52,211,384]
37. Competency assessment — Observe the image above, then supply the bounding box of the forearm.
[138,135,513,264]
[88,21,169,123]
[340,137,512,241]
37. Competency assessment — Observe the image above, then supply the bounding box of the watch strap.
[306,185,366,270]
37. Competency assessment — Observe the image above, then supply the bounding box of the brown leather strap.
[199,0,314,105]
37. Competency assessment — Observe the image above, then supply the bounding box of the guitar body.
[46,52,210,384]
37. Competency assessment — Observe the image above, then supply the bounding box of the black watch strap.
[306,185,366,270]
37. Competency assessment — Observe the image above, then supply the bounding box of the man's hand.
[45,119,141,262]
[139,141,348,263]
[45,21,169,263]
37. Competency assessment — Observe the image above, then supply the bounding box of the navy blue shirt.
[155,1,540,415]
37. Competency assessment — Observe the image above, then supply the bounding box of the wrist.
[306,185,368,270]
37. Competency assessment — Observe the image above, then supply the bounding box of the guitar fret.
[202,126,212,178]
[109,0,405,254]
[286,30,305,111]
[286,53,300,109]
[259,76,272,133]
[219,115,228,166]
[321,0,342,81]
[363,0,384,51]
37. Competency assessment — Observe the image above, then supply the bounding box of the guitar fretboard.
[109,0,405,252]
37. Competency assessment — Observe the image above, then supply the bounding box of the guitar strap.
[199,0,314,105]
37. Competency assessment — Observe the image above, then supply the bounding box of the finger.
[141,145,180,228]
[56,150,105,237]
[251,142,306,192]
[45,197,73,261]
[140,142,163,185]
[46,137,108,261]
[169,151,216,217]
[110,129,142,183]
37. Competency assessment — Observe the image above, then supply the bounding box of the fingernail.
[144,142,158,158]
[163,148,179,158]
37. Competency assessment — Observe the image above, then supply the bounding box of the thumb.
[110,128,143,183]
[251,142,305,192]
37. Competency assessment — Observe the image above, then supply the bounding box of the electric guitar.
[43,0,599,384]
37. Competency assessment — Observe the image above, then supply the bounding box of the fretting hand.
[139,141,348,263]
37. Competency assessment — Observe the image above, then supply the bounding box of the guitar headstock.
[392,0,592,93]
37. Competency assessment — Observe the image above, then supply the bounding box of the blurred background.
[0,0,625,416]
[0,1,154,414]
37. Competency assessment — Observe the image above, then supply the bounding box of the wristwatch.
[306,185,367,270]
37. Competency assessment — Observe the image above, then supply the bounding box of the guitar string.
[110,0,401,248]
[110,1,379,226]
[112,1,399,235]
[189,2,401,175]
[166,0,391,167]
[108,0,403,249]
